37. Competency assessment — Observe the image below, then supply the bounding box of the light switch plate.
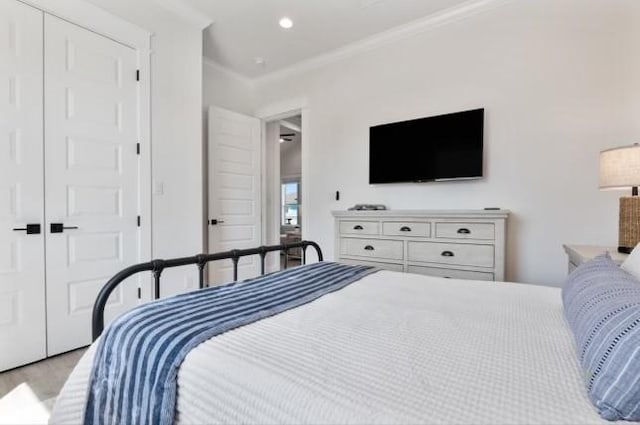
[153,181,164,195]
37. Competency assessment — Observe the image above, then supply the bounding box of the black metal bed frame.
[91,241,323,341]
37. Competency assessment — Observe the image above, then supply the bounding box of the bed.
[50,242,629,424]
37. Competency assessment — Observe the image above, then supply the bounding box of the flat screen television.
[369,108,484,184]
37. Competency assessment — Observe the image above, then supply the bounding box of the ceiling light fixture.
[279,17,293,29]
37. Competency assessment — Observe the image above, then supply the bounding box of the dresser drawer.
[339,221,379,235]
[382,221,431,237]
[341,258,404,272]
[407,265,494,281]
[340,238,403,260]
[435,222,495,240]
[407,241,494,268]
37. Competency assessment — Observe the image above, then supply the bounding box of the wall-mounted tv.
[369,108,484,184]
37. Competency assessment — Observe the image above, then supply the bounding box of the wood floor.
[0,349,85,423]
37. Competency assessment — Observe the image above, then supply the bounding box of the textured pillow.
[621,243,640,281]
[562,254,640,421]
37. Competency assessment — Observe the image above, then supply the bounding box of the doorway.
[264,113,303,272]
[279,116,302,268]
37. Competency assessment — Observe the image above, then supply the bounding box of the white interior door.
[208,106,262,285]
[0,0,46,371]
[44,14,140,355]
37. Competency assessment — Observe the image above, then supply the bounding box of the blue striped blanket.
[83,261,377,425]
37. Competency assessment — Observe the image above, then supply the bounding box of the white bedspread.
[51,271,622,424]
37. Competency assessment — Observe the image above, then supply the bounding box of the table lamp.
[600,143,640,253]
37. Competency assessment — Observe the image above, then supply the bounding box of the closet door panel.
[0,0,46,371]
[44,14,140,355]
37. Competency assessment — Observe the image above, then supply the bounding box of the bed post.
[259,247,267,275]
[152,260,166,300]
[196,254,207,289]
[231,250,240,281]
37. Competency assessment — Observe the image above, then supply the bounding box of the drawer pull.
[441,251,455,257]
[400,226,412,232]
[364,245,375,251]
[353,225,364,230]
[457,228,471,234]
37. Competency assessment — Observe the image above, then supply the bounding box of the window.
[281,181,300,226]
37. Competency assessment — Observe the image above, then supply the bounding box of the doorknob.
[12,224,41,234]
[210,219,225,225]
[50,223,79,233]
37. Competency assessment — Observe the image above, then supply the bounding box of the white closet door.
[44,14,140,355]
[208,107,262,285]
[0,0,46,371]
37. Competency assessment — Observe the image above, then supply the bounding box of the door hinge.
[137,216,141,227]
[136,70,140,81]
[136,143,140,155]
[137,287,142,299]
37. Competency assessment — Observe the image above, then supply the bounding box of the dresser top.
[332,209,510,219]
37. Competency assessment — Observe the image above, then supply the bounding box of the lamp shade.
[599,144,640,190]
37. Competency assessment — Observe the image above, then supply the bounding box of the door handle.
[441,251,455,257]
[50,223,79,233]
[12,224,41,234]
[210,219,225,226]
[364,245,375,251]
[353,225,364,230]
[457,228,471,234]
[400,226,412,232]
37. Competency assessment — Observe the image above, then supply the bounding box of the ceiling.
[280,115,301,144]
[180,0,471,78]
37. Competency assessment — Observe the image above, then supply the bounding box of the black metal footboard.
[92,241,323,341]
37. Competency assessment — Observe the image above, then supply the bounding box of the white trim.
[207,0,509,85]
[203,57,254,87]
[151,0,213,30]
[18,0,151,50]
[280,119,301,133]
[255,98,308,120]
[299,109,310,244]
[137,48,153,302]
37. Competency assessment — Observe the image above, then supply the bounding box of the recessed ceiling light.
[279,17,293,29]
[254,57,266,67]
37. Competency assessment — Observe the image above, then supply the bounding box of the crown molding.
[251,0,510,85]
[203,57,254,86]
[151,0,213,30]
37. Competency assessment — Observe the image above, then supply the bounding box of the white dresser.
[333,210,509,281]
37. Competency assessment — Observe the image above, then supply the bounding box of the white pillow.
[621,243,640,279]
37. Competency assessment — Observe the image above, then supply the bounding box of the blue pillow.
[562,254,640,421]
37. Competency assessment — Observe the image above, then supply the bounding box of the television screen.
[369,109,484,184]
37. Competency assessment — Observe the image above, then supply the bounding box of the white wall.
[252,0,640,286]
[203,60,254,115]
[149,12,204,295]
[80,0,206,294]
[265,121,282,272]
[280,139,302,180]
